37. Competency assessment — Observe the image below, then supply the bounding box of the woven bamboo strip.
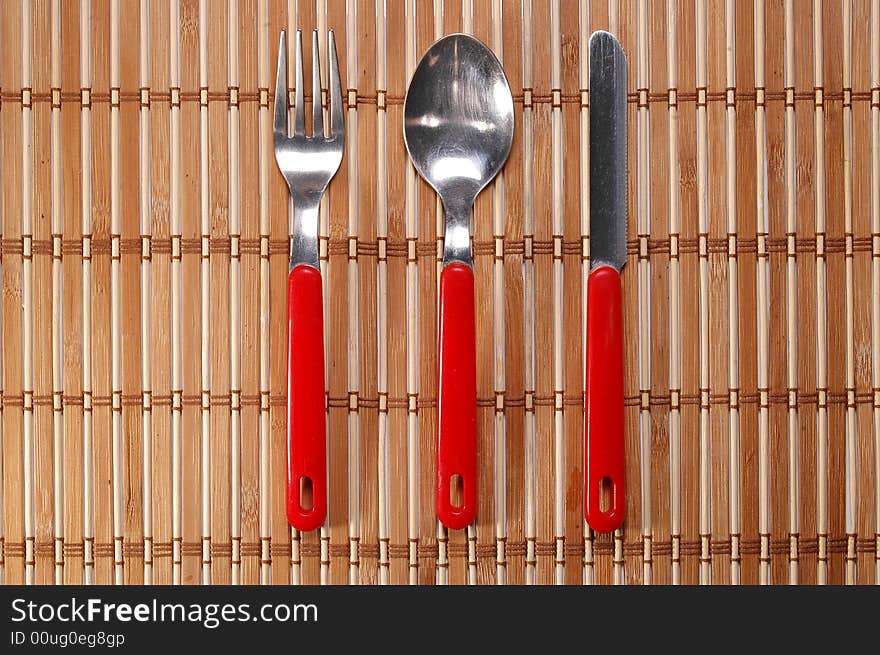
[87,0,104,583]
[344,0,360,586]
[694,0,710,585]
[533,0,550,585]
[383,0,406,586]
[209,0,231,585]
[258,0,270,586]
[724,0,741,585]
[842,0,857,586]
[227,0,241,584]
[711,0,730,585]
[0,0,5,581]
[21,0,35,587]
[233,0,246,583]
[817,0,838,585]
[344,0,361,586]
[105,0,132,584]
[58,0,82,586]
[118,0,142,585]
[50,0,63,586]
[376,0,389,586]
[714,0,736,584]
[476,0,496,584]
[635,0,651,586]
[109,0,124,585]
[129,0,147,582]
[784,0,800,584]
[850,0,871,586]
[2,0,23,586]
[476,0,496,587]
[199,0,213,585]
[489,0,506,587]
[676,0,695,587]
[415,0,437,586]
[579,0,591,586]
[148,0,168,585]
[800,0,818,584]
[652,0,681,584]
[267,5,287,588]
[871,0,880,585]
[228,0,243,586]
[754,0,771,586]
[352,0,370,584]
[550,0,565,587]
[403,0,418,585]
[560,0,581,587]
[500,0,524,585]
[664,0,681,586]
[762,0,778,587]
[526,0,543,584]
[578,0,590,586]
[32,0,49,585]
[167,0,182,586]
[827,0,847,585]
[364,0,380,584]
[176,0,190,584]
[49,0,61,584]
[139,0,153,586]
[79,0,94,585]
[239,0,261,584]
[736,1,758,585]
[812,0,829,586]
[521,0,537,587]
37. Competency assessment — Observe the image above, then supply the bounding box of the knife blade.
[585,29,628,533]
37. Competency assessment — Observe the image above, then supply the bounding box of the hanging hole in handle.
[599,477,613,514]
[299,476,314,511]
[449,474,464,509]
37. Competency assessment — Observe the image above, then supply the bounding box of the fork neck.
[290,197,321,271]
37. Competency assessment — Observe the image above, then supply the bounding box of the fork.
[274,28,344,532]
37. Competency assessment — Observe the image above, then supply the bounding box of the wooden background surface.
[1,0,879,585]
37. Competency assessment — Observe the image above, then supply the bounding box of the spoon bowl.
[404,33,514,261]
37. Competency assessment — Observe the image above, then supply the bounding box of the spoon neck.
[441,200,473,269]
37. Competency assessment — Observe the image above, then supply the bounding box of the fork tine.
[311,30,324,137]
[273,29,288,141]
[293,29,305,136]
[328,29,344,137]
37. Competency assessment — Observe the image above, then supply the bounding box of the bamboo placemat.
[0,0,878,586]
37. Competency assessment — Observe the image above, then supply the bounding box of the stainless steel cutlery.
[277,27,627,534]
[274,28,344,532]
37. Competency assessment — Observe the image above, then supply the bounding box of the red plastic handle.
[584,265,626,533]
[436,262,477,530]
[286,264,327,532]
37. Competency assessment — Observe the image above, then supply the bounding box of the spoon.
[403,33,514,530]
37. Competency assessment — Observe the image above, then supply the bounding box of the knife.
[585,30,628,533]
